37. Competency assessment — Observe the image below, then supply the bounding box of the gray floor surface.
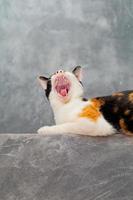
[0,134,133,200]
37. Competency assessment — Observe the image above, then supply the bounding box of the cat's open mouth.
[55,75,71,97]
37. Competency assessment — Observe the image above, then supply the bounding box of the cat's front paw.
[37,126,52,135]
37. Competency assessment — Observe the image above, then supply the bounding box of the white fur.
[52,98,91,124]
[38,118,115,136]
[38,69,116,136]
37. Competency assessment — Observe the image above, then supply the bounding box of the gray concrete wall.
[0,0,133,133]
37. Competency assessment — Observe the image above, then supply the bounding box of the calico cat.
[38,66,133,136]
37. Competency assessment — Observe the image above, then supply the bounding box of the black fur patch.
[82,97,88,101]
[72,66,82,86]
[96,90,133,134]
[72,66,82,74]
[45,79,52,99]
[79,81,83,86]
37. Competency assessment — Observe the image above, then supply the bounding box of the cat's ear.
[72,66,83,81]
[38,76,49,90]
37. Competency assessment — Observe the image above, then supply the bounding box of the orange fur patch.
[112,92,125,101]
[112,92,124,97]
[91,98,105,108]
[124,109,130,116]
[119,118,133,136]
[119,118,127,130]
[79,99,102,121]
[129,93,133,103]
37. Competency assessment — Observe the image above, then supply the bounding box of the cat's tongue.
[60,88,67,96]
[55,75,70,97]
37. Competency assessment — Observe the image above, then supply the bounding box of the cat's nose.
[56,70,64,74]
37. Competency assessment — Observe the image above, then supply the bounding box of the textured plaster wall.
[0,0,133,133]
